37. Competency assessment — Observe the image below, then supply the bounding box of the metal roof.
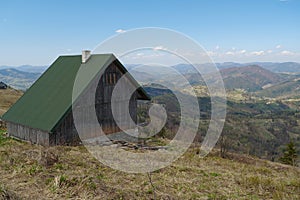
[1,54,150,132]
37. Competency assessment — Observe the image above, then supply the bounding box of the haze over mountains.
[216,62,300,73]
[0,68,41,90]
[0,65,47,90]
[1,62,300,95]
[128,62,300,99]
[0,65,48,73]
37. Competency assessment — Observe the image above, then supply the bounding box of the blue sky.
[0,0,300,65]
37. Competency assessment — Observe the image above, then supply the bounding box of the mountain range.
[1,62,300,98]
[2,61,300,74]
[0,65,47,73]
[220,65,285,92]
[130,64,300,98]
[0,68,41,90]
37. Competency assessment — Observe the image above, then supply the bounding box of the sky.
[0,0,300,66]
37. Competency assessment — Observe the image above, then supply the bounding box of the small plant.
[279,141,298,166]
[86,177,97,190]
[45,178,53,185]
[28,165,37,175]
[96,173,105,180]
[53,175,67,188]
[0,129,9,145]
[54,163,64,170]
[209,172,221,177]
[27,164,42,175]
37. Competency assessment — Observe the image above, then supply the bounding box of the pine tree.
[279,141,298,166]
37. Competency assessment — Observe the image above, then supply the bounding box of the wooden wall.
[52,60,138,145]
[7,122,50,145]
[50,111,80,145]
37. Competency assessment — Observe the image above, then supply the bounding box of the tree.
[279,141,298,166]
[219,134,229,158]
[219,125,233,158]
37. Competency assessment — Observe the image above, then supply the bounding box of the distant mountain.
[0,68,41,90]
[250,62,300,73]
[129,70,156,83]
[1,61,300,92]
[143,84,173,96]
[172,63,242,74]
[0,65,48,73]
[215,62,243,70]
[256,75,300,99]
[129,64,289,92]
[214,62,300,73]
[16,65,48,73]
[219,65,285,92]
[127,62,300,76]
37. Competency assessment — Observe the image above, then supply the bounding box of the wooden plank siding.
[7,122,49,145]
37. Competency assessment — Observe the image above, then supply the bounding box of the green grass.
[0,135,299,199]
[0,129,9,145]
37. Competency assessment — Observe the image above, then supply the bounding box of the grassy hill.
[256,78,300,99]
[0,133,299,199]
[142,86,300,161]
[0,68,41,91]
[136,65,289,92]
[0,88,23,116]
[216,62,300,73]
[220,65,285,92]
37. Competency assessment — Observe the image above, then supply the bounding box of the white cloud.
[201,46,300,63]
[153,46,167,51]
[115,29,126,33]
[280,50,295,56]
[226,51,235,55]
[239,50,246,54]
[276,45,282,49]
[250,51,265,56]
[206,51,216,56]
[215,45,220,50]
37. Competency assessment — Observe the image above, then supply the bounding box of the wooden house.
[0,81,7,89]
[1,51,150,146]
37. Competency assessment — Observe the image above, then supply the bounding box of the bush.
[279,141,298,166]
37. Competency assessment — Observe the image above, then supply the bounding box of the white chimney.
[82,50,91,63]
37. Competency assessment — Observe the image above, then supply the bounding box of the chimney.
[82,50,91,63]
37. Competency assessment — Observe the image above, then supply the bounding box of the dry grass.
[0,131,299,199]
[0,88,23,116]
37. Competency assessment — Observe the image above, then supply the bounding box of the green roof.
[1,54,150,132]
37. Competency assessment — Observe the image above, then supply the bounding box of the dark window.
[105,72,117,85]
[113,73,117,84]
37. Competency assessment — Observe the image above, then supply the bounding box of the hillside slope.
[0,68,41,90]
[256,77,300,99]
[220,65,285,91]
[0,135,299,200]
[0,88,23,116]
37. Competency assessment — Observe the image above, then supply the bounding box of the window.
[113,73,117,84]
[105,72,117,85]
[109,73,113,84]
